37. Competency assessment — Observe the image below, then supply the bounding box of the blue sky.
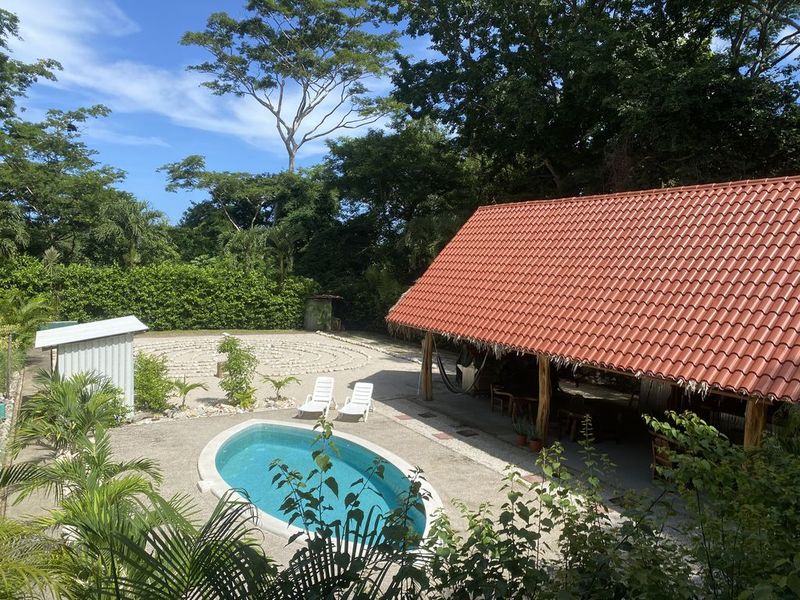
[6,0,430,222]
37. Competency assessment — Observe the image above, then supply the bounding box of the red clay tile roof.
[386,176,800,402]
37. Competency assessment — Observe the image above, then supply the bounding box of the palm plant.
[42,246,64,313]
[1,428,161,505]
[172,376,209,409]
[261,375,300,401]
[0,202,29,259]
[0,290,52,349]
[0,427,167,599]
[222,228,268,272]
[108,492,277,599]
[12,370,127,457]
[265,222,304,282]
[95,196,171,268]
[0,517,67,599]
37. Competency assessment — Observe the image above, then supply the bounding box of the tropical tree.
[172,376,209,410]
[0,202,28,259]
[221,227,269,272]
[0,8,59,121]
[393,0,800,195]
[326,120,483,276]
[265,222,304,282]
[182,0,401,171]
[94,195,177,267]
[0,289,52,349]
[160,156,279,231]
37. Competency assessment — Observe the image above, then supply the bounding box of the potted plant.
[527,421,543,452]
[512,413,528,447]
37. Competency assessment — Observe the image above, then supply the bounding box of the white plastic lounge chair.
[297,376,335,417]
[338,382,374,422]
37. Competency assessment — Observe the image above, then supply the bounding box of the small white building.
[34,316,149,411]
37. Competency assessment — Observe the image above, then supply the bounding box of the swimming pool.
[197,420,442,540]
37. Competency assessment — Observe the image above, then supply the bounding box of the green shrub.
[648,411,800,598]
[0,257,317,330]
[218,336,257,408]
[134,352,174,413]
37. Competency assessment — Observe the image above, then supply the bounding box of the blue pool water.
[215,424,427,536]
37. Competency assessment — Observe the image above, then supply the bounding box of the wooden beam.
[536,354,551,443]
[744,397,768,448]
[421,332,433,401]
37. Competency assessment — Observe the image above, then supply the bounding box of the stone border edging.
[0,363,26,517]
[315,331,424,365]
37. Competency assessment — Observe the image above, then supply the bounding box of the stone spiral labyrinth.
[134,334,372,378]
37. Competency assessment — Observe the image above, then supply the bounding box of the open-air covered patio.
[387,176,800,479]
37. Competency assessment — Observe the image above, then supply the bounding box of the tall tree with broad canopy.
[393,0,800,196]
[0,9,175,267]
[0,9,59,121]
[182,0,401,171]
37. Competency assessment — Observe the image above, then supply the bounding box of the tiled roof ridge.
[476,174,800,212]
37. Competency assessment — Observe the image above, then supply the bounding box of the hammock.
[433,337,489,394]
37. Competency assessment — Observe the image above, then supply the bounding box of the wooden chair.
[490,385,513,414]
[651,432,675,480]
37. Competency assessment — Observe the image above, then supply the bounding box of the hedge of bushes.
[0,257,318,330]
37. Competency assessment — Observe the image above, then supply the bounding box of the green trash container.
[0,402,6,420]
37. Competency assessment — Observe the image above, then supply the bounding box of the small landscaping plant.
[134,352,174,413]
[261,375,300,401]
[527,420,542,451]
[218,335,257,408]
[511,413,528,446]
[172,376,208,409]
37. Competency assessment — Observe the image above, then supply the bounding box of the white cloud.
[4,0,390,163]
[83,123,169,148]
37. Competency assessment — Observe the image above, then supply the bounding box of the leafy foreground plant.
[426,418,691,599]
[648,411,800,599]
[218,335,258,408]
[268,418,431,599]
[1,412,276,599]
[106,492,278,599]
[4,406,800,599]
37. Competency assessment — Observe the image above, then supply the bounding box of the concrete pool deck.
[7,330,656,564]
[109,407,527,563]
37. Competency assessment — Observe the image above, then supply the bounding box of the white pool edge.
[197,418,445,542]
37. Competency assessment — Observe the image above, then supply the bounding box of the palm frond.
[111,492,277,599]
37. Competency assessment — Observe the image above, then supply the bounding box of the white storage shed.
[34,316,149,411]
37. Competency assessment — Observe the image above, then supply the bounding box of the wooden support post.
[743,398,767,448]
[421,332,433,402]
[536,354,551,443]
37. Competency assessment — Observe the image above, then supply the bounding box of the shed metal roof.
[386,176,800,402]
[34,316,149,349]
